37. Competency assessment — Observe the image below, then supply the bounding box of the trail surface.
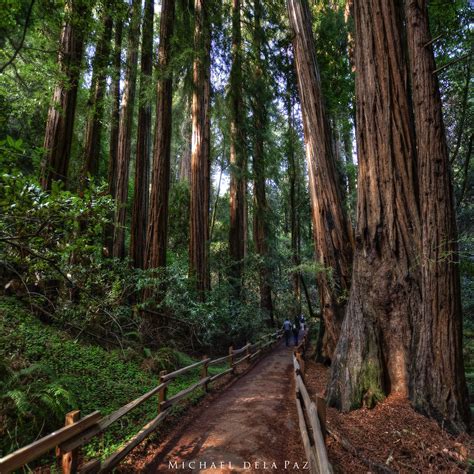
[143,340,307,473]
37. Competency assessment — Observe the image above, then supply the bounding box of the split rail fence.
[0,330,283,474]
[293,328,332,474]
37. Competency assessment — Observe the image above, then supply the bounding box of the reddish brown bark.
[287,0,354,360]
[81,1,113,185]
[229,0,246,299]
[41,0,88,190]
[189,0,211,299]
[405,0,470,432]
[327,0,421,409]
[111,0,141,259]
[130,0,154,269]
[145,0,175,270]
[252,0,274,323]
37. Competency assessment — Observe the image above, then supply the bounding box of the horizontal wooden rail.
[1,328,283,473]
[161,358,211,381]
[0,411,100,473]
[161,376,211,410]
[59,381,170,453]
[209,367,233,383]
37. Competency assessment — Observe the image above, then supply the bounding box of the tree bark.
[145,0,175,270]
[81,0,113,185]
[327,0,421,410]
[287,0,354,361]
[228,0,246,299]
[405,0,470,432]
[41,0,88,190]
[189,0,211,299]
[105,15,123,256]
[111,0,141,259]
[130,0,153,269]
[251,0,274,324]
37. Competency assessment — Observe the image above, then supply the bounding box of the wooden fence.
[293,328,332,474]
[0,330,283,474]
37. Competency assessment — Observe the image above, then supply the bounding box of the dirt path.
[142,340,307,473]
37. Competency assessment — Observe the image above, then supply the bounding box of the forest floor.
[305,359,474,473]
[123,340,306,473]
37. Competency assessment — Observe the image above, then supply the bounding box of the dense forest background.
[0,0,472,463]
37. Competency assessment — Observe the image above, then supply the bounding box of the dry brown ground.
[304,359,473,473]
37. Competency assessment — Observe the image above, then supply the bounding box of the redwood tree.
[41,0,88,190]
[251,0,274,323]
[405,0,470,431]
[228,0,246,299]
[327,0,421,409]
[145,0,175,270]
[112,0,141,259]
[287,0,353,360]
[130,0,154,269]
[189,0,211,298]
[81,0,113,185]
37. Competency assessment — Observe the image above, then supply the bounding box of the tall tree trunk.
[41,0,88,190]
[145,0,175,270]
[287,90,301,318]
[130,0,153,269]
[229,0,246,299]
[105,15,123,256]
[189,0,211,299]
[112,0,141,259]
[327,0,421,410]
[287,0,354,361]
[251,0,274,324]
[81,1,113,185]
[179,98,193,183]
[405,0,470,432]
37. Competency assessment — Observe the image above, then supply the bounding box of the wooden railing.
[0,330,283,474]
[293,328,332,474]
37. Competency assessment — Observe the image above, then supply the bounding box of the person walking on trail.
[282,318,292,347]
[292,319,299,346]
[299,314,305,331]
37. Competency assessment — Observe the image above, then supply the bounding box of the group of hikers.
[282,314,305,347]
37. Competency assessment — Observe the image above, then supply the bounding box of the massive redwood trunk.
[228,0,246,299]
[189,0,211,299]
[112,0,141,259]
[130,0,154,269]
[287,0,354,360]
[405,0,470,432]
[81,1,113,185]
[327,0,421,409]
[41,0,88,190]
[252,0,274,323]
[145,0,175,270]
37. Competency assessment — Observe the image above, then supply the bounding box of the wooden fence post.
[59,410,80,474]
[158,370,168,413]
[228,346,234,374]
[201,355,209,392]
[246,342,250,357]
[316,397,327,440]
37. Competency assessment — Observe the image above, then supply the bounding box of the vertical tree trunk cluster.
[252,0,274,323]
[324,0,469,431]
[130,0,154,269]
[287,0,354,360]
[112,0,141,259]
[404,0,469,432]
[81,0,113,184]
[41,0,89,190]
[145,0,175,272]
[189,0,211,299]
